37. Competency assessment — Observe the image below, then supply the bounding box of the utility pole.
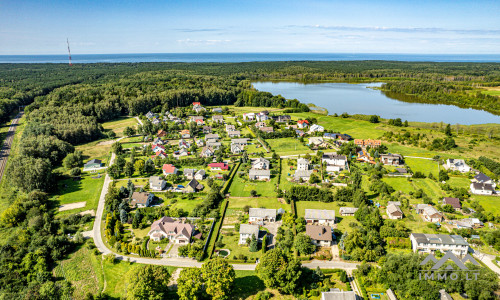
[67,38,72,66]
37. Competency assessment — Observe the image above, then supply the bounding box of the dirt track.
[0,112,23,184]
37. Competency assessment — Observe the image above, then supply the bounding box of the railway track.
[0,112,23,184]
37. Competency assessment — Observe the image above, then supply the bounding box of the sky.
[1,0,500,55]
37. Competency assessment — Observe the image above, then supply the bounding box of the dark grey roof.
[86,159,102,165]
[410,233,468,246]
[474,172,492,183]
[471,182,495,191]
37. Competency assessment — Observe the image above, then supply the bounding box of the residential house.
[151,118,160,125]
[322,153,348,172]
[130,192,154,208]
[154,151,167,159]
[185,179,204,193]
[380,154,404,165]
[416,204,443,222]
[192,101,201,107]
[273,115,291,123]
[294,170,314,181]
[177,148,189,157]
[255,122,266,128]
[212,115,224,123]
[249,208,277,223]
[473,173,496,188]
[309,124,325,133]
[178,139,190,149]
[338,134,352,142]
[446,159,471,173]
[339,207,358,216]
[84,159,102,169]
[145,111,157,119]
[183,168,196,180]
[297,120,309,129]
[212,107,223,113]
[206,140,222,149]
[193,106,206,114]
[357,150,375,164]
[231,138,249,145]
[304,209,335,226]
[152,144,166,153]
[295,129,305,137]
[308,137,324,146]
[153,137,164,145]
[461,218,484,228]
[180,129,191,139]
[200,146,214,158]
[149,176,167,191]
[386,203,404,219]
[162,164,177,176]
[252,157,270,170]
[148,216,194,244]
[228,130,241,138]
[470,182,495,195]
[203,126,212,134]
[194,169,206,180]
[190,116,204,124]
[249,169,271,181]
[320,291,356,300]
[410,233,469,257]
[205,133,220,141]
[256,113,269,122]
[354,139,382,147]
[443,197,461,211]
[259,126,274,133]
[238,224,260,244]
[231,143,244,154]
[297,158,310,170]
[306,225,333,247]
[208,162,229,170]
[157,129,167,137]
[195,139,204,147]
[226,124,236,132]
[323,133,339,140]
[242,113,256,121]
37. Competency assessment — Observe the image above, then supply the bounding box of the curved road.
[0,112,23,184]
[91,139,359,271]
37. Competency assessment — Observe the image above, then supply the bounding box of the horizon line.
[1,52,500,56]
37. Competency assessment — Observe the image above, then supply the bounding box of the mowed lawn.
[295,201,340,217]
[228,173,279,197]
[447,176,471,189]
[76,139,112,165]
[405,157,440,178]
[291,112,383,140]
[383,177,415,195]
[102,116,139,137]
[228,197,290,211]
[267,138,313,156]
[52,174,105,213]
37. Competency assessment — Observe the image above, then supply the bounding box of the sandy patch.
[59,201,86,211]
[79,209,95,216]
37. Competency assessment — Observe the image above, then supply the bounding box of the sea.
[1,53,500,63]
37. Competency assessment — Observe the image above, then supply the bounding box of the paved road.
[0,112,23,184]
[473,251,500,276]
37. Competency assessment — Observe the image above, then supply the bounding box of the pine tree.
[249,234,258,252]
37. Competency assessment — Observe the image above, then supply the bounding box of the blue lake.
[252,82,500,125]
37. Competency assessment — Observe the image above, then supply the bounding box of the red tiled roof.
[298,120,309,124]
[162,164,176,173]
[209,163,228,170]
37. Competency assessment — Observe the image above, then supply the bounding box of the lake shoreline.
[252,81,500,125]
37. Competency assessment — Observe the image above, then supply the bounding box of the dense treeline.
[382,81,500,115]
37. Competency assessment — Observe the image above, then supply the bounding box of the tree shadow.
[232,275,266,299]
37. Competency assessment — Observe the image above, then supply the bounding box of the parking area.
[262,221,281,248]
